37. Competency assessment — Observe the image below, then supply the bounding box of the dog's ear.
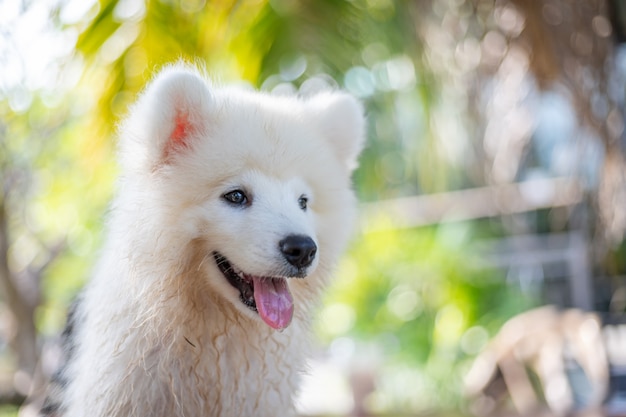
[118,64,212,172]
[308,92,366,171]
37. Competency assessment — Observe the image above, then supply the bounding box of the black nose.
[279,235,317,268]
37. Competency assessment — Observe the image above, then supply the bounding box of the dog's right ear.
[118,65,213,173]
[306,92,366,172]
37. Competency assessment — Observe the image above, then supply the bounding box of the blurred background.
[2,0,626,416]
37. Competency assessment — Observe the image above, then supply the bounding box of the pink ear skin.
[171,114,191,144]
[164,112,193,159]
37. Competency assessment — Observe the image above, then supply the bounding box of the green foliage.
[321,221,533,347]
[0,406,17,417]
[316,220,535,411]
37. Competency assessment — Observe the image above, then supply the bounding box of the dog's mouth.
[213,252,294,330]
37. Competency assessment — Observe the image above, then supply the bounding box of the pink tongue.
[252,277,294,330]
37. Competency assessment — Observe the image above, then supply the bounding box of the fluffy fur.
[41,64,365,417]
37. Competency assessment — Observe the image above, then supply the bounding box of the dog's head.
[118,64,365,330]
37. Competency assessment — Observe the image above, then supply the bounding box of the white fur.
[57,64,365,417]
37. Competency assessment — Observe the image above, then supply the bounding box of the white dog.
[41,64,365,417]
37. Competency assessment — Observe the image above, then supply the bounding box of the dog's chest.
[148,322,303,417]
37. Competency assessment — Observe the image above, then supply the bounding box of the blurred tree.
[0,92,114,406]
[413,0,625,226]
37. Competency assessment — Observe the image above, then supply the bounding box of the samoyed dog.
[41,64,365,417]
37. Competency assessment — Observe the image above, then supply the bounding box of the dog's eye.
[223,190,249,206]
[298,195,308,211]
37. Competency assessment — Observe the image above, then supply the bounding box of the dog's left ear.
[308,92,366,171]
[118,64,213,173]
